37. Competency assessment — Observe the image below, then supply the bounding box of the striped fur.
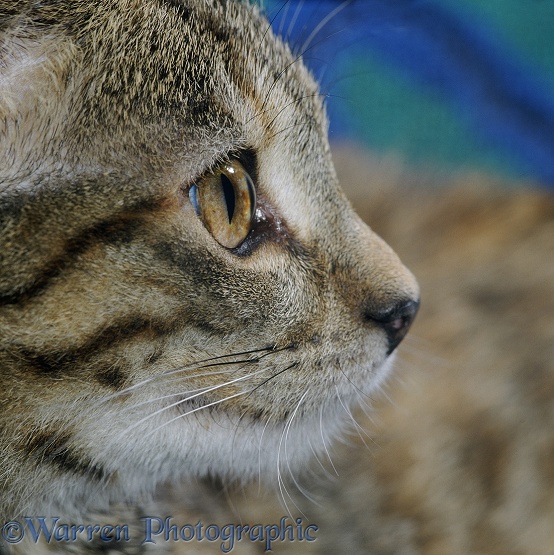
[0,1,418,550]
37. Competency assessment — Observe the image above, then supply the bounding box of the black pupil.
[221,174,235,223]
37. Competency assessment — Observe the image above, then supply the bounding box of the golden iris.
[189,160,256,249]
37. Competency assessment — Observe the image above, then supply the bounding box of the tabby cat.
[0,1,418,553]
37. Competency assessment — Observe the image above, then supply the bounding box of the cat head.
[0,0,418,514]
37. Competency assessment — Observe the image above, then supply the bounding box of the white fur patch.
[0,32,77,192]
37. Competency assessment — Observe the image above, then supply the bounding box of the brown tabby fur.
[3,0,551,553]
[1,1,420,553]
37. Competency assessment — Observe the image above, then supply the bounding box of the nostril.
[364,299,420,355]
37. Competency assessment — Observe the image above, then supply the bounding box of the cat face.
[0,0,418,514]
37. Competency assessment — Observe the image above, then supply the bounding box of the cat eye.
[189,160,256,249]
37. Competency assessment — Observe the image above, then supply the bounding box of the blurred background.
[264,0,554,188]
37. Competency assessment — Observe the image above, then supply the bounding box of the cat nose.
[364,299,420,355]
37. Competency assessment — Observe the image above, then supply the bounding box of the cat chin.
[18,416,339,517]
[8,358,396,520]
[117,354,398,483]
[157,357,397,484]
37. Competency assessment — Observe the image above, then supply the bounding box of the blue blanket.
[266,0,554,186]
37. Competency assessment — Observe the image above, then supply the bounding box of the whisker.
[255,0,290,60]
[285,0,305,43]
[257,417,273,493]
[139,388,256,443]
[334,384,374,452]
[333,354,381,406]
[319,68,379,93]
[264,93,324,130]
[243,362,298,401]
[90,345,280,407]
[283,399,318,506]
[400,335,448,366]
[118,384,214,412]
[229,361,298,473]
[259,24,341,116]
[266,121,307,144]
[319,403,339,476]
[307,436,333,483]
[277,0,292,38]
[299,1,352,57]
[259,52,306,114]
[244,91,324,127]
[113,365,273,441]
[276,389,309,518]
